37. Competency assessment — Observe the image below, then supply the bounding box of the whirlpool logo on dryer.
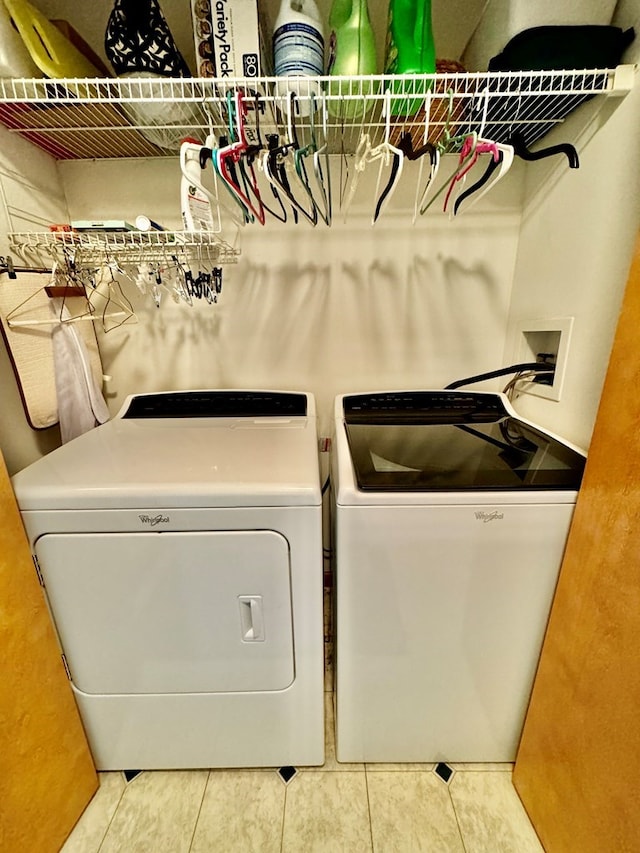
[474,510,504,523]
[139,514,170,526]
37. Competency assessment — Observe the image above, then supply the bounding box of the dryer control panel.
[121,390,308,419]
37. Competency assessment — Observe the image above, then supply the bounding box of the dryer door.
[36,530,294,694]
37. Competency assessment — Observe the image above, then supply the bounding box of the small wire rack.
[7,229,241,267]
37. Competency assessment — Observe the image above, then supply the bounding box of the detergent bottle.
[273,0,324,115]
[384,0,436,116]
[0,0,41,77]
[180,138,216,232]
[327,0,378,117]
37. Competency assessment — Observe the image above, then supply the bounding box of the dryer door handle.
[238,595,265,642]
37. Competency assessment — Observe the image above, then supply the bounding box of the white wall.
[501,2,640,450]
[462,0,619,70]
[59,156,523,440]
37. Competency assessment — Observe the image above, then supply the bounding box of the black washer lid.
[121,391,308,419]
[342,391,585,492]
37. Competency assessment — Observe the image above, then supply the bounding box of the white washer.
[12,390,324,770]
[332,390,586,763]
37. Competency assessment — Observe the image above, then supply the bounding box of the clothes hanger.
[398,131,437,162]
[285,92,319,226]
[508,130,579,169]
[341,91,405,224]
[199,104,250,228]
[139,255,185,308]
[209,94,255,224]
[341,132,373,220]
[98,259,137,332]
[446,86,516,216]
[420,85,512,216]
[412,90,440,224]
[5,256,134,329]
[261,137,299,223]
[165,249,195,306]
[215,90,266,225]
[5,261,92,328]
[261,93,317,226]
[232,91,288,224]
[205,95,255,225]
[338,109,351,214]
[452,151,502,214]
[312,92,332,226]
[212,134,254,225]
[442,134,500,213]
[372,90,404,224]
[452,142,514,216]
[293,92,331,226]
[419,131,479,215]
[259,134,295,223]
[418,91,477,215]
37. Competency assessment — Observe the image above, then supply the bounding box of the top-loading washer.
[332,390,586,763]
[12,390,324,770]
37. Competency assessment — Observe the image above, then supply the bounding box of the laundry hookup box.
[191,0,268,78]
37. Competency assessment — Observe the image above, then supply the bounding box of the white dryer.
[12,390,324,770]
[332,390,586,763]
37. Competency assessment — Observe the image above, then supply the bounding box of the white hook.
[477,87,490,139]
[422,88,432,145]
[413,88,433,225]
[286,91,295,144]
[320,89,329,144]
[383,88,392,147]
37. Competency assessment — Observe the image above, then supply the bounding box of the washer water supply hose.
[445,362,555,390]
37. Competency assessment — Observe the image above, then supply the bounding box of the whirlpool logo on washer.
[474,510,504,523]
[139,514,170,527]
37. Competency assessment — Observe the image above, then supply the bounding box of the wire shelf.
[8,229,240,266]
[0,68,634,160]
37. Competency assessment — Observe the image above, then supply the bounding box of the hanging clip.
[0,255,16,279]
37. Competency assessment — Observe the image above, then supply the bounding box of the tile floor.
[60,590,544,852]
[60,691,543,853]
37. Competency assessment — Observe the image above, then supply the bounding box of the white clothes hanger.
[447,90,514,217]
[371,90,405,225]
[5,260,134,330]
[341,92,405,224]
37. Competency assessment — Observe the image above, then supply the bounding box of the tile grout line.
[446,780,469,853]
[280,780,288,853]
[186,770,211,853]
[364,766,375,852]
[95,774,128,853]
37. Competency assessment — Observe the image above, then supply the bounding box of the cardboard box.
[191,0,267,79]
[191,0,215,77]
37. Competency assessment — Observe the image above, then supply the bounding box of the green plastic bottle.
[384,0,436,116]
[327,0,378,118]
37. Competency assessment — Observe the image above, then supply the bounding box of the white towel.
[51,301,110,443]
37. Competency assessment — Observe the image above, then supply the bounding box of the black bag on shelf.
[475,26,635,149]
[105,0,191,77]
[489,25,635,72]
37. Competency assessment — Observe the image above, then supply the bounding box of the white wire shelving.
[8,229,240,268]
[0,68,635,160]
